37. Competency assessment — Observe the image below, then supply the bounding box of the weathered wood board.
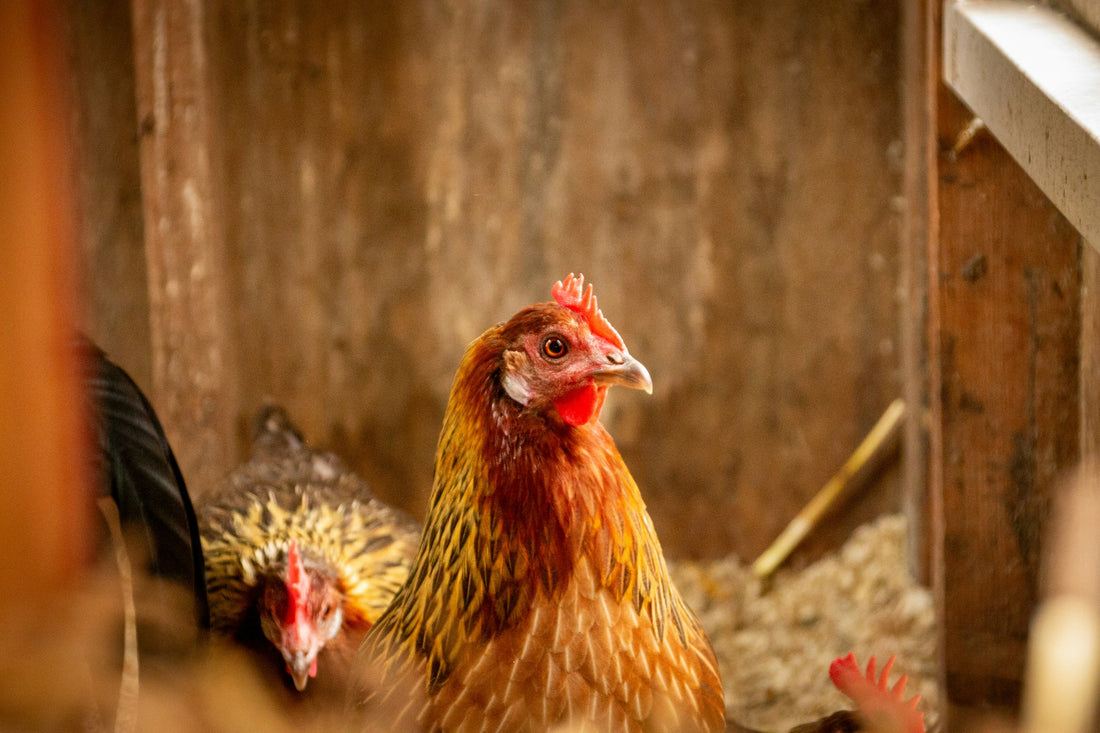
[73,1,905,566]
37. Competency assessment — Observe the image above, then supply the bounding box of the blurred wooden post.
[0,0,90,604]
[129,0,236,497]
[920,0,1083,726]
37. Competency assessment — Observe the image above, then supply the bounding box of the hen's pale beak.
[286,650,318,691]
[592,352,653,394]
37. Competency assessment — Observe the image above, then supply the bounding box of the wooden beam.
[129,0,235,496]
[1062,0,1100,43]
[930,56,1082,727]
[944,0,1100,251]
[0,0,90,604]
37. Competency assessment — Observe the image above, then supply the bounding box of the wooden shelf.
[945,0,1100,251]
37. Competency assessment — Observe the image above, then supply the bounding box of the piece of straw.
[752,398,906,579]
[99,497,139,733]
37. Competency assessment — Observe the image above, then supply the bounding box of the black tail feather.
[76,335,209,629]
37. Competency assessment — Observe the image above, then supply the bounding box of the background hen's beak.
[286,650,317,691]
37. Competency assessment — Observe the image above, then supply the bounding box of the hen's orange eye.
[542,336,567,359]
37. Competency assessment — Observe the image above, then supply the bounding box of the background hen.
[350,274,726,732]
[198,405,419,702]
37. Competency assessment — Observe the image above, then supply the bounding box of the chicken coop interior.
[3,1,1100,731]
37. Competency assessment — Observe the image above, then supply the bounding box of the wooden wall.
[54,0,1100,722]
[69,1,905,564]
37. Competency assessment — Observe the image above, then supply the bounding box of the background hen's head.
[498,273,652,426]
[256,539,344,691]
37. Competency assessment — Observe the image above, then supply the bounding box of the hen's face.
[258,567,344,691]
[499,304,651,426]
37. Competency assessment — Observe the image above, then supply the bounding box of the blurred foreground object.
[0,570,331,732]
[198,405,418,697]
[0,0,89,606]
[1019,462,1100,733]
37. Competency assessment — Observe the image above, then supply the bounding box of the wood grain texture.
[130,0,238,497]
[930,84,1082,715]
[64,0,151,387]
[76,1,905,564]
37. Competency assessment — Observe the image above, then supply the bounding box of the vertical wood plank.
[129,0,236,495]
[901,0,932,582]
[0,0,89,604]
[1083,243,1100,461]
[64,0,151,387]
[929,57,1082,725]
[129,0,236,493]
[905,0,949,716]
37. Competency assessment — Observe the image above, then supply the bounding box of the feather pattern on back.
[198,404,419,658]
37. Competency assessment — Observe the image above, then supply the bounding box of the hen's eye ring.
[542,336,567,359]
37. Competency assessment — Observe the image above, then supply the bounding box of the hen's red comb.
[829,653,925,733]
[551,273,625,350]
[285,539,310,619]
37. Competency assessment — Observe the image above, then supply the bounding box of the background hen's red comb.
[829,653,925,733]
[551,273,625,350]
[286,538,310,614]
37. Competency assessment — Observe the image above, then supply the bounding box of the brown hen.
[350,274,725,732]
